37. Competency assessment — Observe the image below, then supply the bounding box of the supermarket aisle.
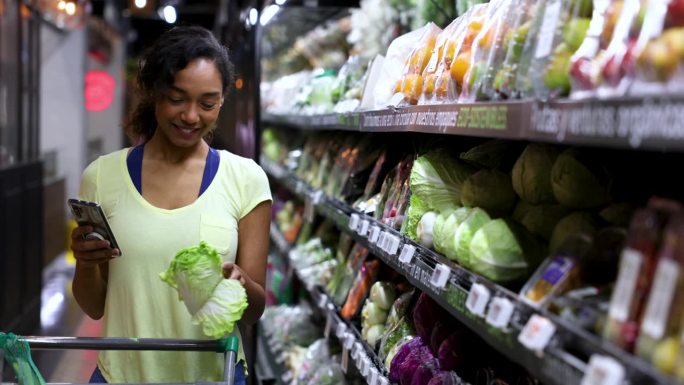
[27,253,101,383]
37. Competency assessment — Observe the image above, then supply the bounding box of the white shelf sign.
[581,355,625,385]
[378,232,389,251]
[466,283,491,317]
[368,226,381,243]
[358,219,370,237]
[369,368,379,385]
[349,213,360,231]
[518,314,556,353]
[387,235,401,256]
[344,333,355,350]
[486,297,515,329]
[430,263,451,289]
[312,190,324,205]
[336,323,347,340]
[398,244,416,264]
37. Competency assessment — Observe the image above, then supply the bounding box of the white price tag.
[466,283,491,317]
[336,323,347,340]
[361,355,371,376]
[356,350,364,368]
[368,226,381,243]
[486,297,515,329]
[352,342,363,360]
[317,292,328,308]
[518,314,557,353]
[304,194,315,223]
[398,244,416,264]
[430,263,450,289]
[358,219,370,237]
[295,180,305,194]
[344,333,355,350]
[312,190,324,205]
[378,376,389,385]
[369,368,379,385]
[341,346,350,374]
[349,213,360,231]
[387,235,400,256]
[324,311,334,339]
[378,232,389,251]
[580,355,625,385]
[281,370,293,383]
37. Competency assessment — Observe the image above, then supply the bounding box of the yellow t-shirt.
[78,148,272,384]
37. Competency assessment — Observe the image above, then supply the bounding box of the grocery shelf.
[256,320,291,385]
[267,223,392,384]
[269,223,291,258]
[261,157,680,385]
[263,96,684,151]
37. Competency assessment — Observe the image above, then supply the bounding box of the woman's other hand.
[222,262,247,286]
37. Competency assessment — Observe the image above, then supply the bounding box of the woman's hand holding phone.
[71,225,120,267]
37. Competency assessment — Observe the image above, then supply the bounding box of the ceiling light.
[248,8,258,25]
[65,1,76,15]
[260,4,279,26]
[163,5,176,23]
[275,0,286,4]
[134,0,147,8]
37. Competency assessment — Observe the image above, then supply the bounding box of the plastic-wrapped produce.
[389,337,427,383]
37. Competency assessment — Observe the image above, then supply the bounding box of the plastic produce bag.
[394,23,443,105]
[341,259,381,320]
[0,333,46,385]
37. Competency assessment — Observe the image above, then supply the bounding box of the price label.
[295,180,305,194]
[344,333,355,350]
[430,263,450,289]
[312,190,324,205]
[324,311,334,339]
[398,244,416,264]
[336,323,347,340]
[317,292,328,308]
[581,355,625,385]
[304,194,315,223]
[486,297,515,329]
[349,214,360,231]
[351,342,362,360]
[358,219,370,237]
[466,283,491,317]
[387,235,401,256]
[369,368,379,385]
[281,370,293,383]
[360,355,371,376]
[378,231,389,251]
[341,346,350,374]
[378,376,389,385]
[518,314,556,353]
[368,226,381,243]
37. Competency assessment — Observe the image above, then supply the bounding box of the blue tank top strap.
[126,144,145,194]
[200,147,220,195]
[127,145,219,196]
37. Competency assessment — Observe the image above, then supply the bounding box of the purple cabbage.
[413,293,450,342]
[430,320,451,355]
[437,330,469,371]
[410,360,440,385]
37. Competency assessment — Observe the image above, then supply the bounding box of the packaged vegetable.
[395,23,443,105]
[389,337,428,383]
[370,281,398,310]
[341,259,381,320]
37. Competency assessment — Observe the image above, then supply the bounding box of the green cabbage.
[160,242,248,338]
[370,281,397,310]
[469,219,528,283]
[511,144,560,204]
[461,169,517,217]
[417,211,438,248]
[518,204,570,240]
[549,212,600,253]
[460,139,524,171]
[436,207,472,260]
[410,150,476,212]
[452,208,491,268]
[551,148,612,209]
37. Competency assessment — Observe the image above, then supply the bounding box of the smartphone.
[68,198,121,255]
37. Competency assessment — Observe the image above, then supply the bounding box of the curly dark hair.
[125,25,235,143]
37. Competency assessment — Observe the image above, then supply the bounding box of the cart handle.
[19,336,231,352]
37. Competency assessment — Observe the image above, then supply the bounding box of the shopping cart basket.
[0,336,240,385]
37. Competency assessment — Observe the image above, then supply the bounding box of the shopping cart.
[0,336,240,385]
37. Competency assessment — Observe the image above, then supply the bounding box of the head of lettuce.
[160,242,248,338]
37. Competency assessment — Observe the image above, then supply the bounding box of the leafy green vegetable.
[452,208,491,268]
[461,169,517,217]
[549,212,600,253]
[410,150,476,212]
[511,143,560,204]
[160,242,248,338]
[551,148,612,209]
[469,219,528,283]
[460,139,524,171]
[437,207,472,260]
[432,208,459,254]
[404,194,433,240]
[518,204,569,240]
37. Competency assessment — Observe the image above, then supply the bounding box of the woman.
[70,26,271,385]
